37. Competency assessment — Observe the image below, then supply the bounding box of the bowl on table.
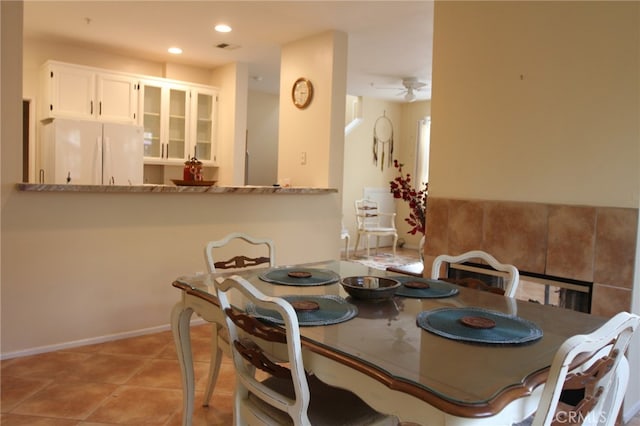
[340,276,401,301]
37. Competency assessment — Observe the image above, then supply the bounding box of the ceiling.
[23,1,434,103]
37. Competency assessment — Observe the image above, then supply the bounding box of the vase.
[419,234,425,263]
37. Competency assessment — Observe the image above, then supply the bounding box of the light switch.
[300,151,307,165]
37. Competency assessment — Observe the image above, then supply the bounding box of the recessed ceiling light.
[168,47,182,55]
[214,24,232,33]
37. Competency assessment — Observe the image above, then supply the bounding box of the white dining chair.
[215,274,399,426]
[354,199,398,258]
[201,232,276,407]
[340,222,351,259]
[516,311,639,426]
[431,250,520,298]
[205,232,276,273]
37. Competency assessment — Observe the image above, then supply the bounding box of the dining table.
[171,260,606,426]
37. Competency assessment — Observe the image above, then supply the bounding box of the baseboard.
[0,317,206,360]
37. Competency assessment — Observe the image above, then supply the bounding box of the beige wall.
[1,3,341,357]
[342,98,430,250]
[430,1,639,208]
[210,62,249,185]
[247,90,279,185]
[430,1,640,419]
[278,31,348,188]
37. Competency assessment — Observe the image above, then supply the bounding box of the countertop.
[15,183,338,194]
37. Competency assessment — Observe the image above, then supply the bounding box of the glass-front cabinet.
[139,79,217,166]
[190,88,217,164]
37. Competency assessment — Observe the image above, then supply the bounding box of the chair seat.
[246,374,396,425]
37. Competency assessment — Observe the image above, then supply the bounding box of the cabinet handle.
[161,144,165,159]
[99,102,102,115]
[90,101,93,115]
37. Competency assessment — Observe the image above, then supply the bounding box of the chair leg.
[392,234,398,257]
[344,235,350,259]
[202,325,224,407]
[354,234,361,255]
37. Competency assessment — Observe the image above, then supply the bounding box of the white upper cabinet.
[40,61,139,124]
[139,78,218,166]
[190,87,218,165]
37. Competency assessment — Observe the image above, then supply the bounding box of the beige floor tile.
[125,359,209,390]
[0,413,80,425]
[59,353,149,385]
[84,385,182,425]
[11,381,117,420]
[1,352,91,381]
[87,334,172,358]
[0,376,52,413]
[165,390,234,426]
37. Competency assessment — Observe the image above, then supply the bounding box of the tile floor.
[2,247,640,426]
[1,324,233,425]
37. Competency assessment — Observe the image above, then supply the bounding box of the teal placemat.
[417,307,543,345]
[391,276,459,299]
[259,267,340,286]
[247,295,357,327]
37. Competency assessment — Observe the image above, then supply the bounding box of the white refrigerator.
[39,118,144,185]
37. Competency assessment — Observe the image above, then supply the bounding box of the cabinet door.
[190,88,218,165]
[140,80,189,165]
[47,64,95,120]
[96,73,138,124]
[140,82,163,162]
[166,87,189,163]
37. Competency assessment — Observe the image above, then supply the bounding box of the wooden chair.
[215,275,398,425]
[430,250,520,298]
[522,311,639,426]
[201,232,276,407]
[354,199,398,258]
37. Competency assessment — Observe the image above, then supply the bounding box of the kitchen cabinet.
[140,79,218,166]
[39,61,138,124]
[190,87,218,164]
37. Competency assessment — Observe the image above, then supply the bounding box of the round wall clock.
[292,78,313,109]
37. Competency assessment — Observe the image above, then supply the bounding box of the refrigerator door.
[41,118,102,184]
[101,122,144,185]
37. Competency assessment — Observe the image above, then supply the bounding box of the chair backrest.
[215,275,312,424]
[204,232,275,273]
[355,199,394,230]
[431,250,520,297]
[531,311,639,426]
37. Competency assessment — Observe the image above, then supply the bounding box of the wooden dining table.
[171,260,606,426]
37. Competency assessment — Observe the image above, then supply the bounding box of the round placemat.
[259,267,340,286]
[247,295,358,327]
[392,276,459,299]
[417,307,543,345]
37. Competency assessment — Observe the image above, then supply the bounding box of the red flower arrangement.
[389,159,428,235]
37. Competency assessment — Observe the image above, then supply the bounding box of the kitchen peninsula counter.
[16,183,337,194]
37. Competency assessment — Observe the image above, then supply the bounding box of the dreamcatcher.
[373,112,394,171]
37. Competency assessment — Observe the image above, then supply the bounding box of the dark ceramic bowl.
[340,276,401,301]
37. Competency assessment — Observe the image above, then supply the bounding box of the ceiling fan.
[399,77,427,102]
[375,77,428,102]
